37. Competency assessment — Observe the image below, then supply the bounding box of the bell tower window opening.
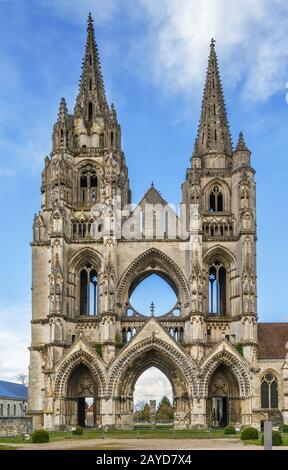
[88,102,93,121]
[80,267,98,316]
[209,185,223,212]
[79,167,98,205]
[261,372,278,409]
[209,261,226,316]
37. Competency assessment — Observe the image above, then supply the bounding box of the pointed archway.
[53,337,107,428]
[207,364,240,427]
[199,341,252,428]
[108,325,198,429]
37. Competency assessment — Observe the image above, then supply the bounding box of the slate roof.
[258,323,288,360]
[0,380,28,400]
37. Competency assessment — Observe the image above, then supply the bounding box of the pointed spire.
[195,39,232,157]
[235,132,250,153]
[58,97,68,122]
[74,13,108,120]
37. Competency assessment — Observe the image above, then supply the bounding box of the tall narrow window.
[80,267,98,316]
[7,404,10,417]
[79,167,98,205]
[13,404,16,416]
[209,185,223,212]
[0,404,3,416]
[209,261,226,315]
[261,372,278,409]
[88,102,93,121]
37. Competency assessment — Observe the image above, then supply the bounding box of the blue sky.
[0,0,288,388]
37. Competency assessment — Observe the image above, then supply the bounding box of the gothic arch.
[68,247,102,274]
[54,349,107,397]
[203,245,237,316]
[203,178,231,212]
[116,248,190,314]
[200,348,251,398]
[107,336,198,398]
[203,245,236,270]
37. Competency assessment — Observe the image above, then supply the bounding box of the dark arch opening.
[66,363,99,427]
[207,364,240,428]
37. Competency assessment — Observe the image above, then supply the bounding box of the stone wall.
[0,417,32,437]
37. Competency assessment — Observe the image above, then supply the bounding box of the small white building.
[0,380,28,418]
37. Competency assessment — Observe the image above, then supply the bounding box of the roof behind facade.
[0,380,28,400]
[258,323,288,360]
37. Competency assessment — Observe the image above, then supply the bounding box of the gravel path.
[5,438,287,451]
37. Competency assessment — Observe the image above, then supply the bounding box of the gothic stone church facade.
[28,15,288,430]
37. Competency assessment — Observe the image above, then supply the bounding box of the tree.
[156,396,173,421]
[133,401,151,422]
[17,374,28,386]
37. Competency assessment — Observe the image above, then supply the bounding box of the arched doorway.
[207,364,240,428]
[65,364,99,427]
[111,339,194,429]
[133,367,173,425]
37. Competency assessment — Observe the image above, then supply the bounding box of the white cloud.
[49,0,288,102]
[134,367,173,405]
[135,0,288,101]
[0,303,30,381]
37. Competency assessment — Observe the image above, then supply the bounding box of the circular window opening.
[129,273,177,317]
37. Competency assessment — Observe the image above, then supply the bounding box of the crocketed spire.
[74,13,108,120]
[195,39,232,158]
[234,132,250,153]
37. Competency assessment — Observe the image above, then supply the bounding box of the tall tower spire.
[74,13,108,121]
[195,39,232,158]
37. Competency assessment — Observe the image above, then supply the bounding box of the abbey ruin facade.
[28,15,288,430]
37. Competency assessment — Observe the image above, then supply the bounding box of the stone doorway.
[211,397,228,428]
[65,364,99,427]
[207,364,240,428]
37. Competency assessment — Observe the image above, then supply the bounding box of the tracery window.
[261,372,278,409]
[209,261,226,315]
[209,185,223,212]
[79,167,98,205]
[80,266,98,316]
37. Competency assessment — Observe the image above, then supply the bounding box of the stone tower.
[29,18,287,431]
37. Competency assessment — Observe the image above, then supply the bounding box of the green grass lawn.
[244,435,288,446]
[2,427,287,446]
[0,427,239,443]
[0,444,19,450]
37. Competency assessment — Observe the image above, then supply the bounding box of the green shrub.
[72,426,83,436]
[224,425,236,435]
[235,343,243,356]
[279,424,288,433]
[261,431,283,446]
[31,429,50,443]
[94,343,102,357]
[240,427,258,440]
